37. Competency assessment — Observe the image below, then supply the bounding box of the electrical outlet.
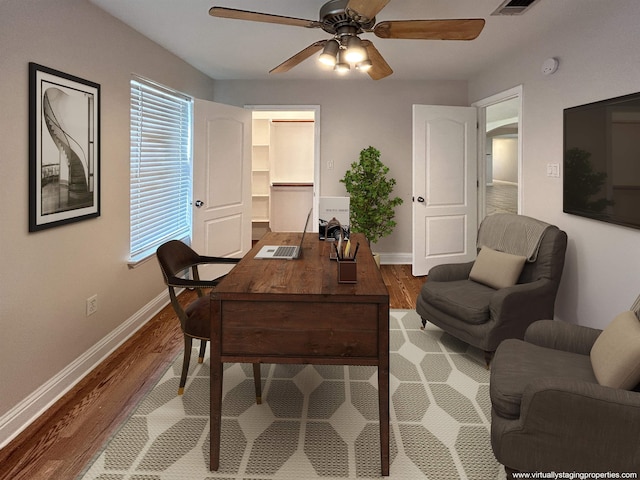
[86,294,98,316]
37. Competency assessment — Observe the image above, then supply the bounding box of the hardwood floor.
[0,265,425,480]
[379,263,426,310]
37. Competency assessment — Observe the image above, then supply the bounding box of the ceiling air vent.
[492,0,542,15]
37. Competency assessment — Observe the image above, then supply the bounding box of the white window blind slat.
[129,78,193,263]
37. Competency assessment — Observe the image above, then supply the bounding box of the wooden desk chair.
[156,240,261,401]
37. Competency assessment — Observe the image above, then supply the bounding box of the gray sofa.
[416,214,567,361]
[490,318,640,473]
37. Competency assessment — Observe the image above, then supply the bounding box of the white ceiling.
[89,0,577,82]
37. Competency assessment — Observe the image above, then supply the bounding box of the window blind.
[129,78,192,263]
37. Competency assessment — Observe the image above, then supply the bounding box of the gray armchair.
[490,318,640,474]
[415,214,567,362]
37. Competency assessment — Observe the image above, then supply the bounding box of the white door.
[192,100,252,279]
[412,105,478,276]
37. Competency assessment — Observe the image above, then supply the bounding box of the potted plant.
[340,146,403,265]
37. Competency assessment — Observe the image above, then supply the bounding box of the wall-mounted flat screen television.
[564,91,640,230]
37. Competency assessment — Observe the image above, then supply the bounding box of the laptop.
[254,208,312,260]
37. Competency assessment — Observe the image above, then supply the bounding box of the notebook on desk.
[254,208,312,259]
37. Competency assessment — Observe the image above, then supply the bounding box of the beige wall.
[491,137,518,184]
[468,0,640,329]
[0,0,215,444]
[213,79,469,254]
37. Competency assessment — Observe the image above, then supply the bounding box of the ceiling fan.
[209,0,485,80]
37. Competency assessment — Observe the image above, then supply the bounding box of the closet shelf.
[271,182,314,187]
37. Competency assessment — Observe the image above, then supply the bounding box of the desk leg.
[378,360,390,476]
[210,301,223,471]
[378,306,390,476]
[210,359,222,470]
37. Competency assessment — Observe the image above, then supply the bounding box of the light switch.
[546,163,560,177]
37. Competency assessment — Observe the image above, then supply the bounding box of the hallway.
[486,182,517,215]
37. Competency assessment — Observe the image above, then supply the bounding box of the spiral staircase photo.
[41,87,93,214]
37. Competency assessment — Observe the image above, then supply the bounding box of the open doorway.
[486,98,519,215]
[247,106,320,241]
[474,86,522,220]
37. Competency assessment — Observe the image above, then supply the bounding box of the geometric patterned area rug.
[78,310,506,480]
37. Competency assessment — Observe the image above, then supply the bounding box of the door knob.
[417,196,425,203]
[194,200,204,208]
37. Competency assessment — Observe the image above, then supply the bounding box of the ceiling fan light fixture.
[356,59,373,72]
[334,49,350,73]
[344,36,366,63]
[334,61,350,74]
[318,39,340,66]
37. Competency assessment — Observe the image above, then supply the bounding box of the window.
[129,77,193,263]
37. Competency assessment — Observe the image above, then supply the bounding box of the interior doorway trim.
[472,85,523,220]
[245,104,321,230]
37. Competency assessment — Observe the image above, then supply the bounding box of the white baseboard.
[0,290,170,449]
[379,252,412,265]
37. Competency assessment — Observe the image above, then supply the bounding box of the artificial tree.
[340,146,403,245]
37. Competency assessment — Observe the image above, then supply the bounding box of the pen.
[333,242,341,260]
[352,242,360,260]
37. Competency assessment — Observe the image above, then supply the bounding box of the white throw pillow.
[591,310,640,390]
[469,246,526,290]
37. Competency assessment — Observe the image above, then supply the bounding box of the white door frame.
[472,85,523,220]
[245,104,321,229]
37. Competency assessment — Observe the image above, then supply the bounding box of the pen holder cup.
[337,259,357,284]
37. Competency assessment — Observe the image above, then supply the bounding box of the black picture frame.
[29,63,100,232]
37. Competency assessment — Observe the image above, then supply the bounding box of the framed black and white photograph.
[29,63,100,232]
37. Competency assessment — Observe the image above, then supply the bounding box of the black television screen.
[563,91,640,230]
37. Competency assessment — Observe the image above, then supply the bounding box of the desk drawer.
[218,301,380,358]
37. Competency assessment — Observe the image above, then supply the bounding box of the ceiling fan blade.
[374,19,485,40]
[270,41,328,74]
[362,40,393,80]
[209,7,321,29]
[346,0,390,23]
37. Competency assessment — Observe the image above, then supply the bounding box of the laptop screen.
[298,208,312,250]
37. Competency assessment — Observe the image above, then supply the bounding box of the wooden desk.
[210,232,390,475]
